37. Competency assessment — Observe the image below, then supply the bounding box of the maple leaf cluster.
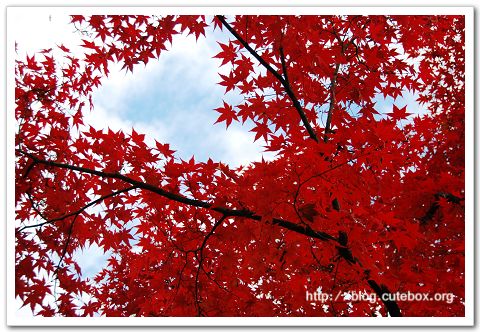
[14,14,465,317]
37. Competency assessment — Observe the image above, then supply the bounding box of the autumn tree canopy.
[14,14,465,317]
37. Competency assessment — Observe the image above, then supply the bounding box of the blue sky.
[12,11,428,316]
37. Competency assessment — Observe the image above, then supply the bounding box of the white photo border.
[6,5,474,326]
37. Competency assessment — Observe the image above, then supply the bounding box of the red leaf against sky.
[214,101,238,128]
[388,104,413,121]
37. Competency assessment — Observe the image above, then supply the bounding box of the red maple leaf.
[388,104,413,121]
[214,101,238,128]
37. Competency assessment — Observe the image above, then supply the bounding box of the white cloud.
[11,11,84,57]
[218,127,276,166]
[83,104,170,145]
[90,26,270,168]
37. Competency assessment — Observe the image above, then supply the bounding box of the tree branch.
[23,160,37,178]
[279,46,290,85]
[216,15,319,143]
[324,63,340,142]
[367,279,402,317]
[17,149,336,242]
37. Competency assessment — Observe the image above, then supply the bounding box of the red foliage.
[14,14,465,317]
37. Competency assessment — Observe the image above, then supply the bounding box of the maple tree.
[14,14,465,317]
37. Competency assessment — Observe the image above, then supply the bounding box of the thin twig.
[18,186,138,232]
[54,214,79,276]
[194,215,228,316]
